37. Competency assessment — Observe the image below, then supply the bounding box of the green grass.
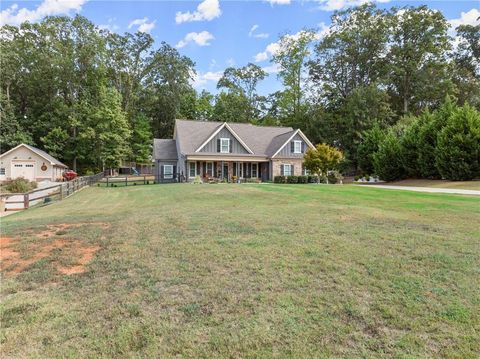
[1,184,479,358]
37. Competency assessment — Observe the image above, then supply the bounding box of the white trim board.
[271,129,315,158]
[194,122,254,154]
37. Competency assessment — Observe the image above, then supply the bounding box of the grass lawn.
[1,184,479,358]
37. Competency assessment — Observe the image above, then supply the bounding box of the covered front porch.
[187,160,270,182]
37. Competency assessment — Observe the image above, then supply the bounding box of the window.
[220,138,230,153]
[14,164,23,167]
[283,164,292,176]
[189,162,196,178]
[293,140,302,154]
[26,164,34,168]
[206,162,213,176]
[251,163,258,178]
[0,168,5,175]
[163,165,173,179]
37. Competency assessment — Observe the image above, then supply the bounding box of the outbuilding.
[0,143,68,183]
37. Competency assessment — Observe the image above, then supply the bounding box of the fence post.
[106,177,109,187]
[24,193,29,209]
[125,176,128,187]
[60,184,64,200]
[144,176,146,185]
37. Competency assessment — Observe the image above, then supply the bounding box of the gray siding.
[155,160,178,183]
[199,128,249,154]
[275,134,307,158]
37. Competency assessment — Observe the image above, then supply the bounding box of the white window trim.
[163,165,173,179]
[206,162,214,177]
[283,164,292,176]
[189,162,196,178]
[293,140,302,154]
[220,138,230,153]
[251,163,258,178]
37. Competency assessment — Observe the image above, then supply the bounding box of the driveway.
[357,184,480,196]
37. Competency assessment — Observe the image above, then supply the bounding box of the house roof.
[173,119,296,157]
[153,139,178,160]
[0,143,68,168]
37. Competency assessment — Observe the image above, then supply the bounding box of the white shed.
[0,144,68,183]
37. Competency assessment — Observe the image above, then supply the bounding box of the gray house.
[153,119,315,183]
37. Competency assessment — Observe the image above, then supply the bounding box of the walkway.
[356,184,480,196]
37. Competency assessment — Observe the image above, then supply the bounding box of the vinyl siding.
[199,128,249,154]
[275,133,307,158]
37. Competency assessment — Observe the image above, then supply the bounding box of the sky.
[1,0,479,95]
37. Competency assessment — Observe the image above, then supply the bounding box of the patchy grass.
[378,178,480,191]
[1,184,479,358]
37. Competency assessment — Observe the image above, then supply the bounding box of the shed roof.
[0,143,68,168]
[153,139,178,160]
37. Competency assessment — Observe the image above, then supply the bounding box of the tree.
[131,113,152,164]
[0,101,33,152]
[304,143,344,179]
[272,30,316,127]
[217,63,266,121]
[309,4,389,102]
[373,132,405,181]
[435,104,480,180]
[195,90,215,121]
[41,127,69,160]
[357,125,386,175]
[213,92,250,123]
[386,6,452,114]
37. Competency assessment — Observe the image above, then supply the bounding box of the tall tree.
[386,6,452,114]
[271,30,316,127]
[217,63,267,121]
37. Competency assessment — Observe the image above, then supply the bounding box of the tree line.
[1,4,478,175]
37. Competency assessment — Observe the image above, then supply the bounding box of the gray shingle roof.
[23,144,68,168]
[153,139,178,160]
[173,119,294,157]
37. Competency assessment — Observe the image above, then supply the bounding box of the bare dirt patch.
[1,222,108,276]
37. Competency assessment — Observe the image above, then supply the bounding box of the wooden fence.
[99,175,155,187]
[1,172,104,212]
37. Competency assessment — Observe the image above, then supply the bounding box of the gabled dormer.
[271,129,314,158]
[195,122,254,155]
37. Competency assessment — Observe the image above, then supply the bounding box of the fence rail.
[1,172,104,212]
[99,175,156,187]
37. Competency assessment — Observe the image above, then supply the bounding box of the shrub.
[373,133,405,181]
[304,143,344,177]
[357,125,386,174]
[5,178,37,193]
[274,175,286,183]
[327,170,344,184]
[286,175,298,184]
[297,175,308,184]
[307,175,318,183]
[435,104,480,180]
[318,174,328,184]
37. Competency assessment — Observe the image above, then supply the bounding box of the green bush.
[357,125,386,175]
[435,104,480,180]
[307,175,318,183]
[5,178,37,193]
[274,176,286,183]
[286,175,298,184]
[297,175,308,184]
[327,171,344,184]
[373,133,405,181]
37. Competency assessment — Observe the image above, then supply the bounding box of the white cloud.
[226,58,236,66]
[128,17,156,33]
[254,25,329,63]
[266,0,291,5]
[315,0,390,11]
[262,63,281,74]
[192,70,223,88]
[449,8,480,30]
[176,31,214,48]
[175,0,221,24]
[0,0,86,26]
[249,24,269,39]
[99,17,120,33]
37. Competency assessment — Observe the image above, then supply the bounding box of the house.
[153,119,315,183]
[0,144,68,182]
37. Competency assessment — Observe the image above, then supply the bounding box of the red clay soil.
[1,222,108,277]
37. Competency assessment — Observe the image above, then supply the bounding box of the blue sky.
[1,0,479,95]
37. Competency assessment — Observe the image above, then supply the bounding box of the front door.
[223,163,229,180]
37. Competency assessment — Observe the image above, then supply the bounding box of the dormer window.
[220,138,230,153]
[293,140,302,154]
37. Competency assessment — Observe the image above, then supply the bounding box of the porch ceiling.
[186,155,269,162]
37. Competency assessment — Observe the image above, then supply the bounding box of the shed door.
[11,161,35,181]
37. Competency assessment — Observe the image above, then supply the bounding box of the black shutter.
[280,164,284,176]
[291,165,294,176]
[160,164,164,180]
[290,142,294,152]
[217,139,221,152]
[229,140,232,153]
[301,142,305,153]
[173,166,177,180]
